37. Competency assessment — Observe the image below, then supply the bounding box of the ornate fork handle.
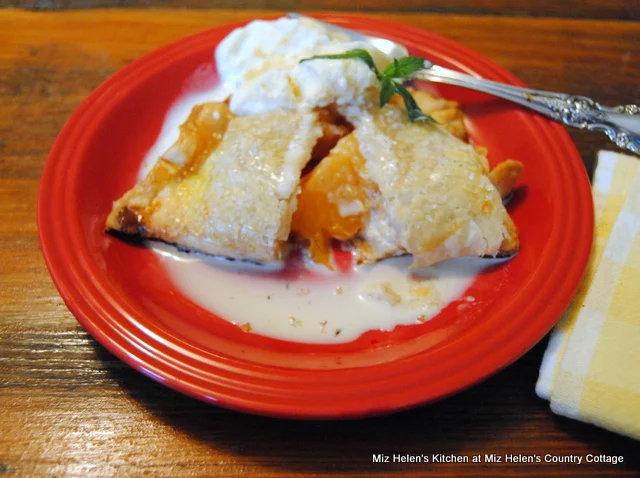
[416,66,640,154]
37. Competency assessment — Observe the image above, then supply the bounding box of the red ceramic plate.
[38,15,593,419]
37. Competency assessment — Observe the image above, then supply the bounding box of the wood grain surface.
[1,7,639,477]
[6,0,640,20]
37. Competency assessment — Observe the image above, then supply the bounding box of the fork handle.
[415,66,640,155]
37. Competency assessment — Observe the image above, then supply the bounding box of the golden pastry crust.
[106,102,234,235]
[390,88,468,141]
[343,103,519,267]
[488,159,524,199]
[107,103,323,262]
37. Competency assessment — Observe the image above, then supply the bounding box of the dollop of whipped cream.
[215,17,391,116]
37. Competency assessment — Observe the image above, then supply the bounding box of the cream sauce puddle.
[153,243,500,344]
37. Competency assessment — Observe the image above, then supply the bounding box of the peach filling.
[291,134,373,269]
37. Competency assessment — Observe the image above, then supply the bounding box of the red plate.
[38,15,593,419]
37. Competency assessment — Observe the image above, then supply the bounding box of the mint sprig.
[300,49,436,123]
[301,49,379,74]
[381,56,426,80]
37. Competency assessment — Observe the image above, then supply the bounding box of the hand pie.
[107,93,522,268]
[352,103,518,267]
[106,103,323,262]
[292,101,521,268]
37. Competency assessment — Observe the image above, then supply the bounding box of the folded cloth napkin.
[536,150,640,440]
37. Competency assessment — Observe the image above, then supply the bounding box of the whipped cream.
[215,17,391,115]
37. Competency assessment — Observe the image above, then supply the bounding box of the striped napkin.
[536,150,640,440]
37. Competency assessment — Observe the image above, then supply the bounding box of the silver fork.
[288,13,640,154]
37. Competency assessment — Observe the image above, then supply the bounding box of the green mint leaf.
[379,80,396,108]
[301,50,436,124]
[381,56,426,81]
[300,48,380,76]
[393,83,437,123]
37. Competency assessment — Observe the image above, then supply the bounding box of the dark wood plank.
[5,0,640,21]
[1,8,639,477]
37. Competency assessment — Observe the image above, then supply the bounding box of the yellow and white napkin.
[536,150,640,440]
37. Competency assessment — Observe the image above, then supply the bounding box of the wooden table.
[1,3,639,476]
